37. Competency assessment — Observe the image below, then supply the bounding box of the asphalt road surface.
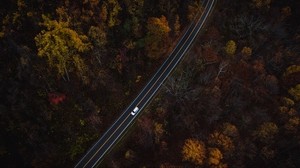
[75,0,216,167]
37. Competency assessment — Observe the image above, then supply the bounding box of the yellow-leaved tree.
[224,40,236,57]
[35,13,91,81]
[182,138,206,165]
[288,84,300,101]
[106,0,122,28]
[284,65,300,76]
[145,15,171,59]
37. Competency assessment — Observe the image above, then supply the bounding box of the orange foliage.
[208,132,234,152]
[207,148,223,166]
[145,15,171,59]
[182,139,206,165]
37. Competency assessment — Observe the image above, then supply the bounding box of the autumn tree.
[88,26,107,47]
[104,0,122,28]
[224,40,236,57]
[145,15,171,59]
[288,84,300,101]
[284,65,300,77]
[208,132,235,153]
[241,46,252,59]
[182,138,206,165]
[207,148,224,167]
[282,97,295,107]
[124,0,144,17]
[100,3,108,22]
[284,117,299,133]
[252,122,278,143]
[221,122,239,138]
[35,14,91,81]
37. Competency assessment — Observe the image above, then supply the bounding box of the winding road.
[75,0,216,167]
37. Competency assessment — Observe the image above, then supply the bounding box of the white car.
[130,107,139,115]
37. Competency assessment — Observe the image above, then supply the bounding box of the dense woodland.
[0,0,200,167]
[0,0,299,167]
[103,0,300,167]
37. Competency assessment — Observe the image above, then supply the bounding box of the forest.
[0,0,299,167]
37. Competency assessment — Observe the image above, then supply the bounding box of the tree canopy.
[35,15,91,80]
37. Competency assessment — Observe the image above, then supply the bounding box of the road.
[75,0,216,167]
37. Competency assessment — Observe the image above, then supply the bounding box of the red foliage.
[48,92,66,105]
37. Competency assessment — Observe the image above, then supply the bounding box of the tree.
[124,0,144,38]
[282,97,295,107]
[106,0,122,28]
[207,148,223,167]
[124,0,144,17]
[224,40,236,57]
[35,14,91,81]
[241,46,252,59]
[208,132,234,153]
[288,84,300,101]
[88,25,107,48]
[221,123,239,138]
[284,117,299,133]
[100,3,108,22]
[145,15,171,59]
[253,122,278,143]
[182,138,206,165]
[284,65,300,77]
